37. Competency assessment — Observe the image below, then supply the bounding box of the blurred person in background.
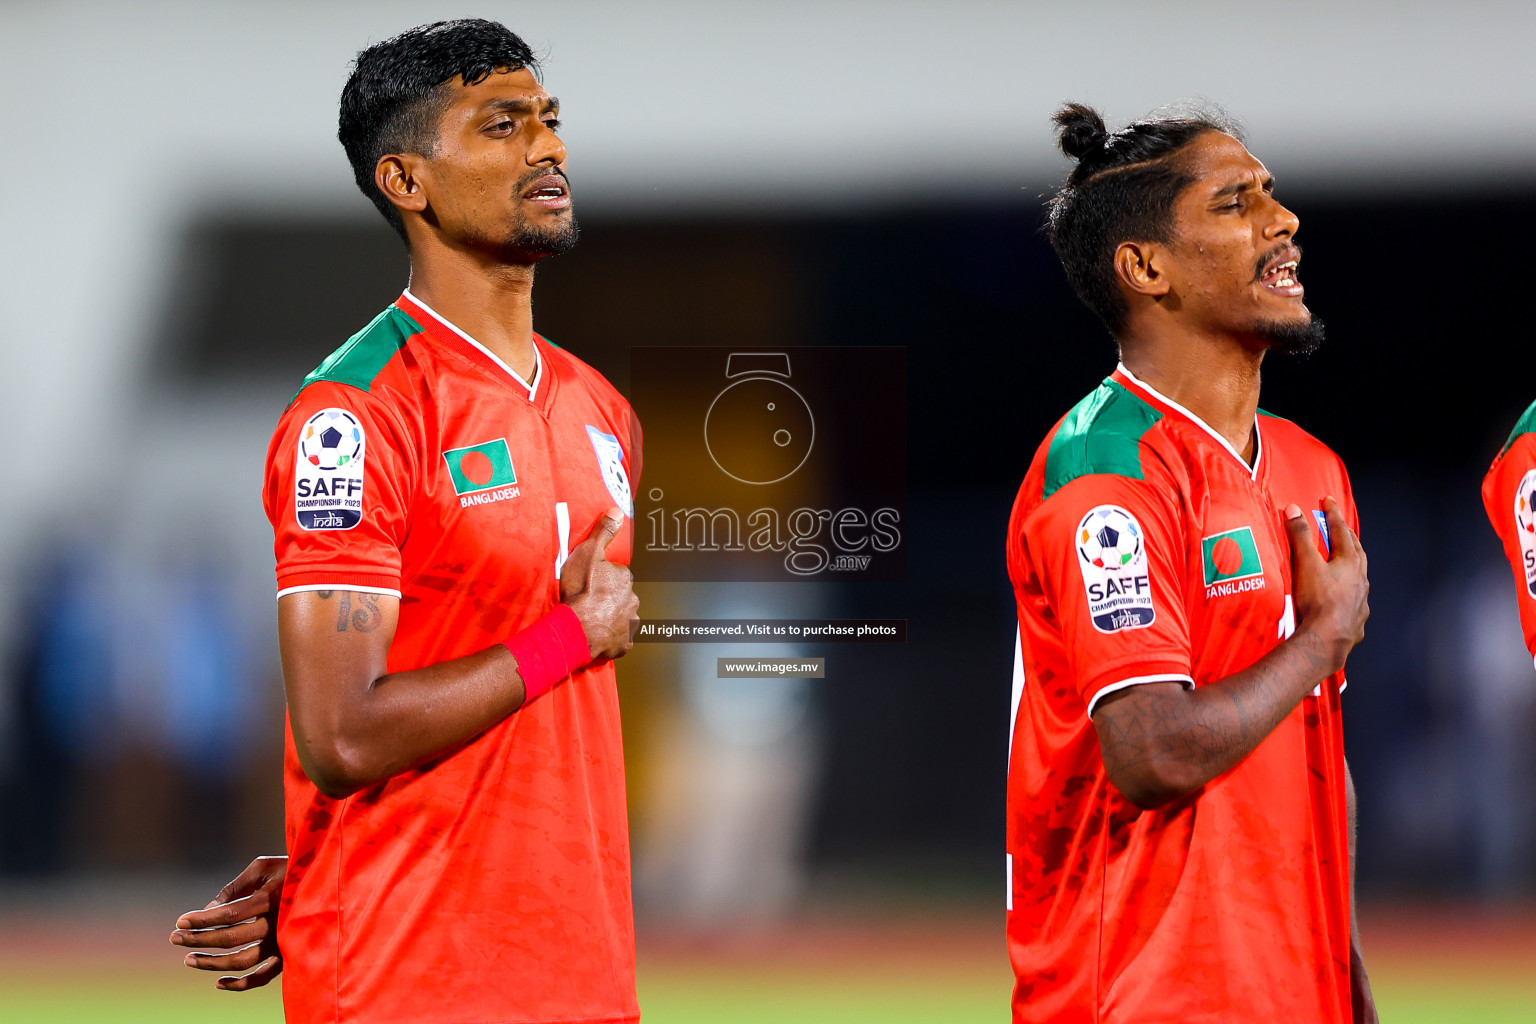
[1439,562,1536,895]
[635,583,827,928]
[1005,103,1376,1022]
[167,19,643,1024]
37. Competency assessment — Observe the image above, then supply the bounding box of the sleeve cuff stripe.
[1086,673,1195,718]
[276,583,402,599]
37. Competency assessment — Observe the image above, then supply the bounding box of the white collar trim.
[1117,362,1262,479]
[403,289,541,400]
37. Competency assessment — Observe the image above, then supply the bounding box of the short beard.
[1255,314,1325,356]
[501,212,580,263]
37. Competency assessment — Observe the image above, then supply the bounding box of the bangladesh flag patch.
[443,438,517,495]
[1201,526,1263,586]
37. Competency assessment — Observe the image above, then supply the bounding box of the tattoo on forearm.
[333,591,382,633]
[353,593,382,632]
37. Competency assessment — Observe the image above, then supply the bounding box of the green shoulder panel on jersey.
[294,306,423,399]
[1256,406,1285,420]
[1042,379,1163,499]
[1499,398,1536,458]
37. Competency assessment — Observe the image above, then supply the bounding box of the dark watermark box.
[630,347,906,582]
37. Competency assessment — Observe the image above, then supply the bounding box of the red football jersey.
[263,291,641,1024]
[1005,365,1354,1023]
[1482,400,1536,664]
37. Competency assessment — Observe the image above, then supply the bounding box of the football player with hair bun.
[168,19,642,1024]
[1005,102,1376,1022]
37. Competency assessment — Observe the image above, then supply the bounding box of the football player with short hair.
[1006,103,1377,1022]
[169,20,642,1024]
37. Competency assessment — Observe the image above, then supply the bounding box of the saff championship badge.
[1075,504,1154,633]
[295,408,365,530]
[1515,469,1536,596]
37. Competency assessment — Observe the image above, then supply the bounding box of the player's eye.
[543,118,562,132]
[488,118,516,135]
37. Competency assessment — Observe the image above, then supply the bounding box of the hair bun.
[1053,102,1108,161]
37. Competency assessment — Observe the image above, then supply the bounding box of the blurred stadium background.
[4,1,1536,1020]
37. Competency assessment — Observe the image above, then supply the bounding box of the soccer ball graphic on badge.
[1077,507,1142,570]
[704,352,815,485]
[301,409,364,470]
[1517,478,1536,537]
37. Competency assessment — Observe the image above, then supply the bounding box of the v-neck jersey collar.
[1114,362,1263,480]
[397,290,545,401]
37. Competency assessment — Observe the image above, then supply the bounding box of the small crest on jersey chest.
[587,425,633,517]
[1074,505,1154,633]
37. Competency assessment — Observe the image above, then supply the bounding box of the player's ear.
[1113,241,1171,299]
[375,153,430,216]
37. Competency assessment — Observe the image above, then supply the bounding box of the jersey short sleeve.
[264,380,419,597]
[1484,428,1536,660]
[1025,471,1193,714]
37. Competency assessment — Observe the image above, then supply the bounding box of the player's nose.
[1263,197,1300,241]
[528,123,567,167]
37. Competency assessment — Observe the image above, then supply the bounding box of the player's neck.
[1118,332,1264,464]
[406,246,539,380]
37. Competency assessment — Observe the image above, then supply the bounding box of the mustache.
[516,166,569,190]
[1253,242,1302,281]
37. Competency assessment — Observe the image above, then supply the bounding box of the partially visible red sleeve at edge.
[1484,432,1536,660]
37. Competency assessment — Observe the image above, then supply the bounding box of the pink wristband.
[502,604,592,704]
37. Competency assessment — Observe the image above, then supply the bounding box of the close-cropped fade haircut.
[338,19,541,240]
[1044,102,1244,335]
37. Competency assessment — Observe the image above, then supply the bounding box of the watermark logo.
[631,347,906,581]
[704,353,816,484]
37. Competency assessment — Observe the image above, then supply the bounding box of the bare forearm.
[1092,628,1339,807]
[280,520,635,800]
[280,590,531,798]
[315,647,527,793]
